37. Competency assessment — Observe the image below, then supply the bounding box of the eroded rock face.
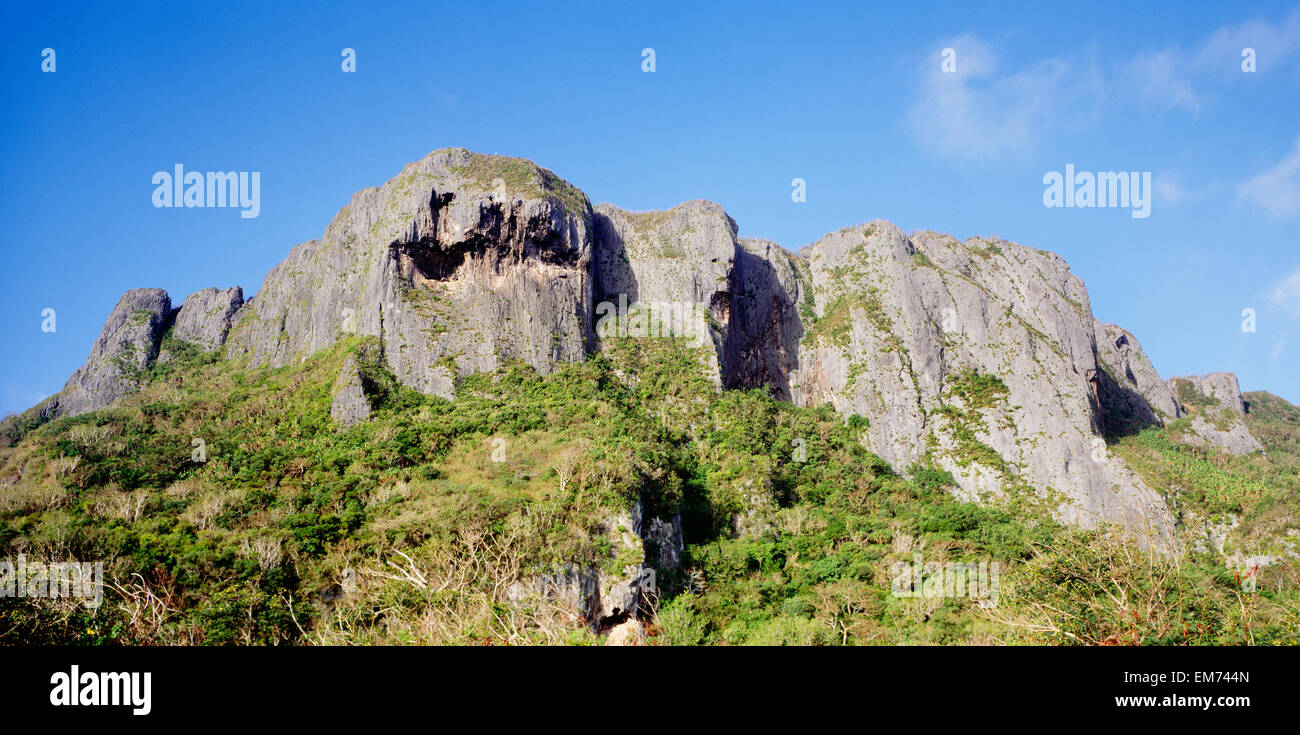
[172,287,244,351]
[506,503,657,630]
[330,357,371,428]
[224,148,594,399]
[791,223,1175,546]
[1168,374,1263,455]
[55,289,173,418]
[591,204,807,399]
[1172,373,1249,415]
[592,201,737,384]
[24,149,1263,551]
[724,238,806,400]
[1094,321,1182,437]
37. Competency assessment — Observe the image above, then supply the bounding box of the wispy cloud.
[1271,338,1289,371]
[1267,265,1300,316]
[905,34,1100,161]
[1123,7,1300,113]
[1126,46,1203,113]
[1240,134,1300,218]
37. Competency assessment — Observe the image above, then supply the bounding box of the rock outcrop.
[23,147,1271,550]
[723,238,806,400]
[592,201,737,384]
[330,357,372,428]
[224,148,594,399]
[789,223,1175,545]
[1168,373,1263,455]
[50,288,173,418]
[172,287,244,351]
[1094,321,1182,436]
[1172,372,1249,415]
[1,285,251,444]
[505,503,669,631]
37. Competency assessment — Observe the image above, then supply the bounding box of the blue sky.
[3,0,1300,415]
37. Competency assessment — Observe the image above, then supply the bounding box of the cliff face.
[49,288,173,419]
[788,223,1175,543]
[224,148,594,398]
[12,147,1271,549]
[1167,372,1265,456]
[1094,321,1182,434]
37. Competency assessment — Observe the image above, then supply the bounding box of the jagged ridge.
[2,148,1273,550]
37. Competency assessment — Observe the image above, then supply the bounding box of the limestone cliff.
[13,147,1275,550]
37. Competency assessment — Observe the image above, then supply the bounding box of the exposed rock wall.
[1094,321,1182,436]
[224,148,594,399]
[592,201,737,384]
[789,223,1175,544]
[49,288,173,419]
[1168,373,1263,455]
[26,147,1273,549]
[172,287,244,351]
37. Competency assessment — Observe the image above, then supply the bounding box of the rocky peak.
[793,222,1174,545]
[171,287,244,352]
[1094,320,1182,436]
[52,288,173,419]
[223,148,594,400]
[19,149,1275,550]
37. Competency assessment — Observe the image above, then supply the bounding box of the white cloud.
[1126,46,1202,113]
[1154,173,1188,205]
[906,34,1097,161]
[1267,266,1300,316]
[1240,135,1300,217]
[1271,339,1289,371]
[1124,8,1300,113]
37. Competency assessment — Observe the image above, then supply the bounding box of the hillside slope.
[3,148,1297,645]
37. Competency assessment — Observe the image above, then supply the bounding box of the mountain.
[2,148,1297,646]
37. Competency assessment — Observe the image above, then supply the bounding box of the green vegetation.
[1110,391,1300,556]
[931,370,1018,482]
[449,153,590,216]
[1,334,1297,645]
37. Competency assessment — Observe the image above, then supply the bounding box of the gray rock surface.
[54,288,173,418]
[789,223,1176,546]
[224,148,594,399]
[724,238,807,399]
[1094,321,1182,435]
[1183,416,1264,455]
[592,201,737,384]
[330,357,371,428]
[591,204,807,398]
[1171,372,1249,415]
[172,287,244,351]
[1168,373,1263,455]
